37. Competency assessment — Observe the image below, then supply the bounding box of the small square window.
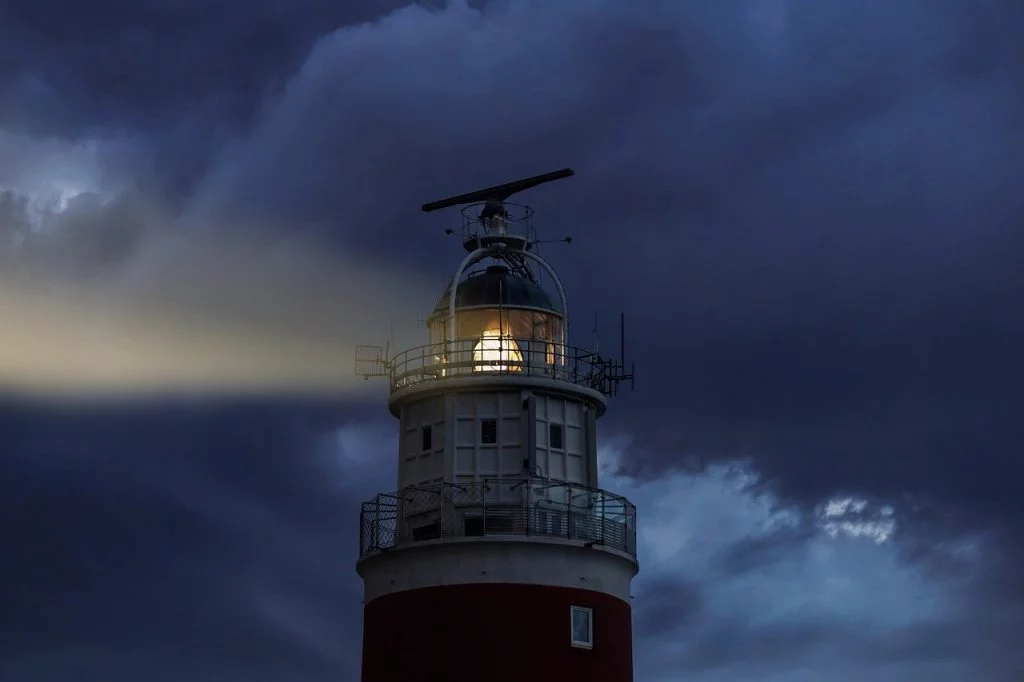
[421,426,432,452]
[570,605,593,649]
[549,424,564,450]
[481,419,497,444]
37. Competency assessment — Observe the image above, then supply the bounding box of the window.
[549,423,564,450]
[481,419,497,444]
[421,425,432,452]
[570,606,593,649]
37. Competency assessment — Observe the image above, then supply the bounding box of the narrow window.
[570,606,593,649]
[421,425,432,452]
[549,424,564,450]
[481,419,497,444]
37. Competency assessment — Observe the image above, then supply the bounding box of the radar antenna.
[423,168,575,280]
[421,167,575,214]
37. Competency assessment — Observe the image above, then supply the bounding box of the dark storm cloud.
[710,523,817,578]
[0,397,377,682]
[674,617,995,679]
[0,0,410,135]
[633,576,702,636]
[182,0,1024,543]
[0,0,410,200]
[608,463,1018,681]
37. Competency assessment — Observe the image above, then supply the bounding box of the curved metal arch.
[447,248,568,346]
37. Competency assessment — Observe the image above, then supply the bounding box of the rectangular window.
[481,419,497,444]
[570,606,593,649]
[549,424,564,450]
[421,425,432,452]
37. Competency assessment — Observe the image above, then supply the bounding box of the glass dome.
[430,265,563,318]
[427,264,565,372]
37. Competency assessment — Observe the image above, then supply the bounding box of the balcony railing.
[358,478,637,560]
[389,338,620,395]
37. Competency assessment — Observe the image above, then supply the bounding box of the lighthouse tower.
[355,169,638,682]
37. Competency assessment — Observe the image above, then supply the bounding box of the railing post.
[567,482,573,541]
[482,480,487,534]
[375,495,381,548]
[601,493,606,548]
[439,486,445,541]
[526,480,531,536]
[629,505,636,556]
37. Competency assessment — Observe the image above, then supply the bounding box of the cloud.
[0,0,413,134]
[0,402,394,682]
[161,0,1024,549]
[599,443,1021,681]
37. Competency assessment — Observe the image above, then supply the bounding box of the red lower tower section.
[362,583,633,682]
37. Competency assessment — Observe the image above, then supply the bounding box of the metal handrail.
[388,337,615,395]
[358,478,638,559]
[459,201,535,242]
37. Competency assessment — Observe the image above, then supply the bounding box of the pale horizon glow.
[1,172,433,398]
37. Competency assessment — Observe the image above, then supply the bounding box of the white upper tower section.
[357,169,633,494]
[355,168,638,571]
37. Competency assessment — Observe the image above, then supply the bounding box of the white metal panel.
[450,390,527,486]
[396,389,597,490]
[532,393,594,485]
[397,395,447,488]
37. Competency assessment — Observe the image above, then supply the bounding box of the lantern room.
[427,262,565,372]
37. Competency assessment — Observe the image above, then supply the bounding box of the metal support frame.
[447,246,568,347]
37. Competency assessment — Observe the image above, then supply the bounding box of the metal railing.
[459,201,536,243]
[359,478,637,559]
[389,337,618,395]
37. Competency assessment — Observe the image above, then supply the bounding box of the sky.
[1,0,1022,680]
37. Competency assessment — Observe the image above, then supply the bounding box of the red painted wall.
[361,583,633,682]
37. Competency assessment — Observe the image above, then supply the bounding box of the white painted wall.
[396,387,600,490]
[358,536,638,604]
[452,390,525,485]
[531,393,594,486]
[398,395,446,488]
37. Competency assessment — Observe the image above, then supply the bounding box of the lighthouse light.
[473,329,522,372]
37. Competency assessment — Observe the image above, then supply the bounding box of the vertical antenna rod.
[620,312,626,373]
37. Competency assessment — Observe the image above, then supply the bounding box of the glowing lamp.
[473,329,522,372]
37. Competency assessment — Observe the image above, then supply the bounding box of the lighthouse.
[355,169,638,682]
